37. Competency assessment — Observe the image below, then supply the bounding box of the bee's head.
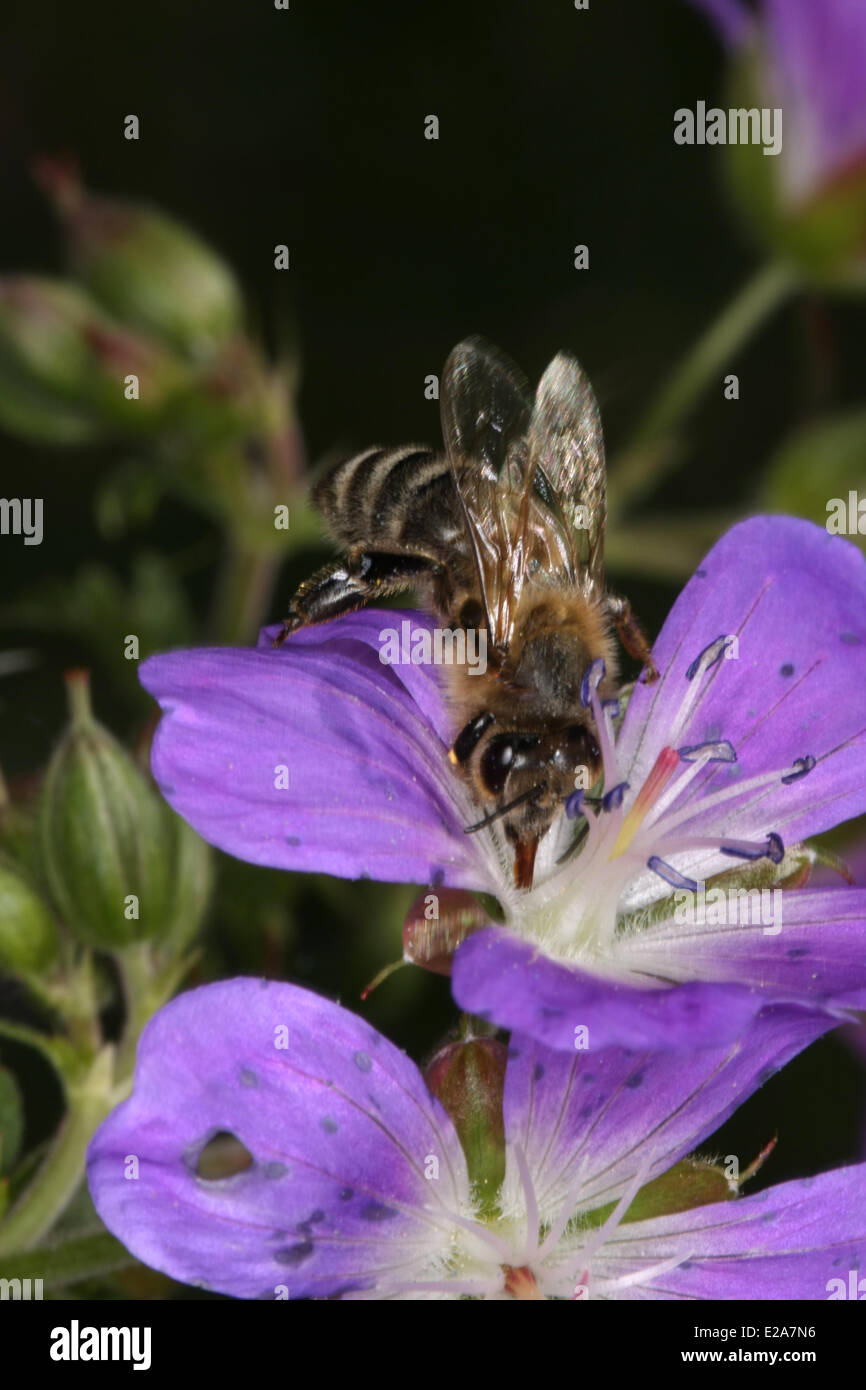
[471,721,602,886]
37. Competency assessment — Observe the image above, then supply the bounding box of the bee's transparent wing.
[440,337,534,652]
[526,352,606,596]
[441,336,532,481]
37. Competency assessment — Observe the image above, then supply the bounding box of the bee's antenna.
[463,785,543,834]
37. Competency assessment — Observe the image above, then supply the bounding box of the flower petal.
[619,885,866,1011]
[452,927,772,1053]
[501,1006,832,1219]
[618,518,866,900]
[601,1165,866,1299]
[87,978,470,1299]
[141,610,491,888]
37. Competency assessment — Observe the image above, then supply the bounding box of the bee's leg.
[605,594,659,683]
[273,549,438,646]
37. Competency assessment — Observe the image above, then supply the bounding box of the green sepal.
[38,672,175,949]
[425,1036,507,1217]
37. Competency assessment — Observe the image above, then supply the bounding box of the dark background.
[1,0,864,1229]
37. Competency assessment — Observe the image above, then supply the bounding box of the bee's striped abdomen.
[314,445,463,551]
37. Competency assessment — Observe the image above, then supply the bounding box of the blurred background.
[1,0,865,1296]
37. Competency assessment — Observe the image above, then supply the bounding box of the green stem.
[611,261,797,513]
[0,1045,114,1254]
[114,943,153,1084]
[0,1018,78,1080]
[113,943,195,1088]
[0,1230,135,1289]
[209,541,281,644]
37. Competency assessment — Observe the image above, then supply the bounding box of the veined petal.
[87,978,471,1299]
[500,1007,832,1220]
[140,610,491,889]
[617,518,866,898]
[452,927,767,1052]
[598,1164,866,1299]
[619,885,866,1011]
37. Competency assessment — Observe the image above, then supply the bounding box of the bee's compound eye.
[479,736,516,796]
[458,598,484,630]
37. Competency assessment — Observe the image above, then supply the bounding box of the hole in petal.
[195,1131,254,1181]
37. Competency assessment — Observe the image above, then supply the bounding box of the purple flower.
[86,978,864,1300]
[141,516,866,1053]
[691,0,866,204]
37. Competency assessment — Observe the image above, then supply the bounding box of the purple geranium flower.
[86,978,864,1300]
[691,0,866,204]
[140,516,866,1053]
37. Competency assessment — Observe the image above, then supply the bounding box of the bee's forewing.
[527,353,607,594]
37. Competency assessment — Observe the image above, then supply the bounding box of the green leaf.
[0,1067,23,1176]
[0,1230,135,1290]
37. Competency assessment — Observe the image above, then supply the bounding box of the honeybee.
[276,337,657,889]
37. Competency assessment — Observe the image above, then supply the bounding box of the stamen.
[644,765,802,846]
[568,1158,654,1280]
[641,747,721,829]
[511,1142,541,1265]
[565,790,585,820]
[590,687,620,791]
[609,1250,695,1292]
[601,697,621,719]
[781,755,816,785]
[720,832,784,864]
[580,657,606,709]
[647,856,699,891]
[536,1159,594,1260]
[668,635,733,747]
[610,746,679,858]
[685,634,732,682]
[678,740,737,763]
[602,782,628,812]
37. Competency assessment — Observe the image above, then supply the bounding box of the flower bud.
[38,671,176,949]
[425,1036,507,1211]
[0,854,59,974]
[0,277,194,441]
[719,35,866,289]
[160,808,214,950]
[402,888,488,976]
[37,162,243,360]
